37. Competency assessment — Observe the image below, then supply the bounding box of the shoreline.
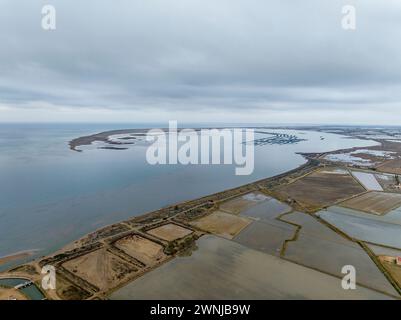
[0,250,39,267]
[15,127,381,265]
[9,151,401,300]
[68,125,386,152]
[3,126,401,299]
[69,129,146,152]
[64,158,320,300]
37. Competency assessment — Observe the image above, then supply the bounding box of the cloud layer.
[1,0,401,124]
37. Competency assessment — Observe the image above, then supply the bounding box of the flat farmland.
[114,234,167,266]
[146,223,193,241]
[55,273,91,300]
[240,198,292,221]
[377,159,401,175]
[191,211,251,239]
[63,248,139,291]
[219,192,270,214]
[375,173,397,190]
[233,220,296,256]
[274,170,365,209]
[340,191,401,215]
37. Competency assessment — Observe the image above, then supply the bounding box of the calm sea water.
[0,123,377,270]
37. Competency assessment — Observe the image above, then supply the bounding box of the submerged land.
[2,126,401,300]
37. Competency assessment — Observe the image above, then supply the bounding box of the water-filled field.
[110,235,392,300]
[319,208,401,249]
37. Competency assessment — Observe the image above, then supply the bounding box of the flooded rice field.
[233,220,296,256]
[219,192,270,214]
[318,208,401,249]
[367,244,401,257]
[110,235,393,300]
[279,212,398,295]
[281,212,356,245]
[239,198,292,221]
[325,206,401,226]
[284,233,397,296]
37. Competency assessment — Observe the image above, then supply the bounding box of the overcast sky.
[0,0,401,124]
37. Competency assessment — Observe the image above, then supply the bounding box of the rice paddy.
[190,211,251,239]
[146,223,193,242]
[281,211,356,244]
[377,159,401,175]
[340,191,401,215]
[273,169,365,209]
[114,234,167,266]
[318,208,401,249]
[234,220,296,256]
[110,235,393,300]
[367,244,401,257]
[375,173,398,190]
[283,233,397,296]
[62,248,139,291]
[240,198,292,221]
[219,192,270,214]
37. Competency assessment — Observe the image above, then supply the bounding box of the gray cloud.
[0,0,401,124]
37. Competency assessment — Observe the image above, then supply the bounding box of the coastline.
[45,127,383,258]
[0,158,320,299]
[4,126,401,299]
[8,147,401,300]
[0,250,38,267]
[3,155,400,299]
[3,127,383,267]
[69,129,145,151]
